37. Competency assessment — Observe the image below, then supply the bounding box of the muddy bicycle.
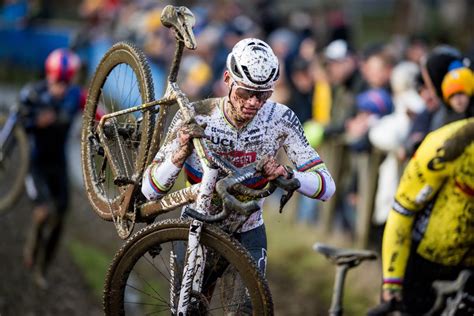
[0,103,30,214]
[367,270,474,316]
[80,5,302,315]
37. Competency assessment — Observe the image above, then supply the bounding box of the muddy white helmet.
[226,38,280,91]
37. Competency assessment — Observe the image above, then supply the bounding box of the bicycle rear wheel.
[104,219,273,315]
[81,41,155,220]
[0,113,29,214]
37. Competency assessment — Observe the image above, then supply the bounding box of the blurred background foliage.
[1,0,472,315]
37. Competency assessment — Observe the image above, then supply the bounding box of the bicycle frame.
[92,5,282,224]
[90,6,298,314]
[0,105,20,162]
[177,219,205,314]
[314,243,377,316]
[427,269,473,315]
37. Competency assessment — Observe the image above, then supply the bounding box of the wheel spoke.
[81,42,154,220]
[104,220,272,314]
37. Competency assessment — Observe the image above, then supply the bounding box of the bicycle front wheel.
[104,219,273,315]
[81,41,155,220]
[0,113,29,214]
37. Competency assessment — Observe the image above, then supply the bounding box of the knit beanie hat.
[441,67,474,102]
[423,45,463,98]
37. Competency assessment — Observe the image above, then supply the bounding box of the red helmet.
[45,48,81,83]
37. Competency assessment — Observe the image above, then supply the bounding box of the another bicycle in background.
[313,242,378,316]
[81,5,300,315]
[0,103,29,215]
[314,243,474,316]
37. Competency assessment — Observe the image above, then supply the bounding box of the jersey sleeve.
[381,125,454,290]
[18,83,39,130]
[141,110,184,200]
[279,107,335,201]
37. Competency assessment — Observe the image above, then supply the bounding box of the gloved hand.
[258,155,289,181]
[172,121,206,167]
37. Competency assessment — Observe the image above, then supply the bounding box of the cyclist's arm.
[18,83,41,130]
[141,111,186,200]
[280,108,335,201]
[381,129,452,295]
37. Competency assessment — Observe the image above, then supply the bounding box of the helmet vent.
[241,66,276,84]
[230,55,243,79]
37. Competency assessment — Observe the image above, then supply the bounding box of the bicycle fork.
[174,219,207,316]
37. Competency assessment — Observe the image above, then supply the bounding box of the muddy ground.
[0,188,120,316]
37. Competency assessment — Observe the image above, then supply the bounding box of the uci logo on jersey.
[210,136,234,147]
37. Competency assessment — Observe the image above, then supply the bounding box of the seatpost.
[168,40,184,83]
[329,264,350,316]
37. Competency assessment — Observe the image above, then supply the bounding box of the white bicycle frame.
[94,6,299,313]
[173,161,217,314]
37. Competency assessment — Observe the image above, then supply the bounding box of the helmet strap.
[227,81,235,106]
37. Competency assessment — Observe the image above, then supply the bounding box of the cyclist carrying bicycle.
[22,48,85,289]
[141,38,336,275]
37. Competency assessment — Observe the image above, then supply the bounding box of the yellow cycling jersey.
[382,118,474,289]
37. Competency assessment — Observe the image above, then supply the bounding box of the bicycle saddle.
[160,5,197,50]
[313,242,377,266]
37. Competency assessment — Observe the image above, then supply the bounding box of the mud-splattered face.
[224,71,272,125]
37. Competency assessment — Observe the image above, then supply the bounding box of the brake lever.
[255,158,300,213]
[273,176,300,213]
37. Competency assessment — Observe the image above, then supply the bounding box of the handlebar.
[366,300,402,316]
[368,270,473,316]
[158,5,302,224]
[183,174,300,223]
[231,183,276,198]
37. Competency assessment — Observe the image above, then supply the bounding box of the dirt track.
[0,190,113,316]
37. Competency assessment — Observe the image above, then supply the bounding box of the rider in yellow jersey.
[381,117,474,314]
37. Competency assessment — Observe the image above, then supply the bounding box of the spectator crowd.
[2,0,473,247]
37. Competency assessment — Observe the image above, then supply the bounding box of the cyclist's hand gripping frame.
[93,4,301,228]
[93,6,301,313]
[144,5,300,223]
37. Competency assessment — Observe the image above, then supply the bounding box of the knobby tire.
[104,218,273,315]
[81,41,155,220]
[0,114,29,214]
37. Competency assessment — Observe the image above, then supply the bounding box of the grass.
[67,239,111,299]
[67,191,381,315]
[264,194,381,315]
